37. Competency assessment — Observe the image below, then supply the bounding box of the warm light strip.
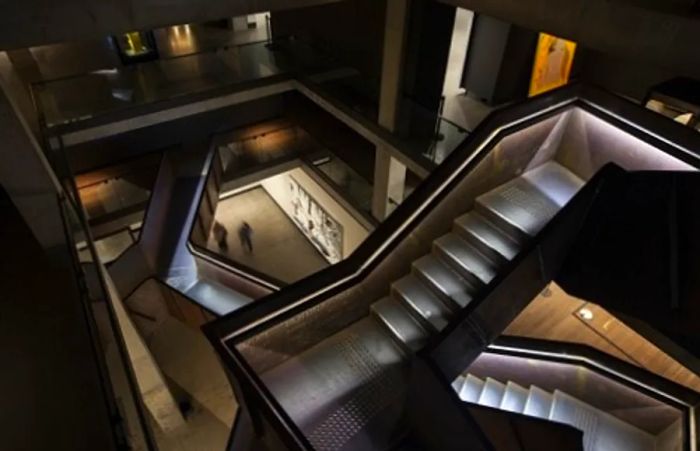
[222,99,576,341]
[487,344,690,406]
[487,344,697,451]
[187,241,280,291]
[221,99,700,341]
[582,100,700,164]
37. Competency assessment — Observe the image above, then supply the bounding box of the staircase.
[263,162,586,449]
[453,374,658,451]
[369,161,583,353]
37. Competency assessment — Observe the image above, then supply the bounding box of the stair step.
[475,179,558,242]
[434,233,497,286]
[454,212,519,264]
[523,386,554,419]
[477,377,506,408]
[370,297,429,353]
[500,381,529,414]
[392,275,455,333]
[474,163,584,241]
[549,390,656,451]
[412,255,476,309]
[459,374,485,403]
[522,162,585,209]
[452,375,466,394]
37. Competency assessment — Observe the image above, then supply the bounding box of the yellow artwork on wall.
[529,33,577,97]
[123,31,149,57]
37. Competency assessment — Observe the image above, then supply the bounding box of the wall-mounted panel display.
[529,33,576,97]
[289,176,343,264]
[645,77,700,132]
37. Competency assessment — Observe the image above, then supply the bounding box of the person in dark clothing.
[238,221,254,253]
[213,221,228,251]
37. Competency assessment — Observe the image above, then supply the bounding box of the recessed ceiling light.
[577,307,594,321]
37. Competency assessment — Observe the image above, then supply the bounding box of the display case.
[112,30,159,65]
[645,77,700,131]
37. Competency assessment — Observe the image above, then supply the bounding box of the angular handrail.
[203,84,700,450]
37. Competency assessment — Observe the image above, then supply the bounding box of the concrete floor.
[442,92,495,133]
[126,280,237,451]
[209,187,329,284]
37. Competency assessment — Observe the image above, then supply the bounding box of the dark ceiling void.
[557,170,700,374]
[0,0,343,50]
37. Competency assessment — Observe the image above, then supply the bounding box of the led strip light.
[488,343,698,451]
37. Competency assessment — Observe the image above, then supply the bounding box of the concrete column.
[442,8,475,97]
[372,0,410,220]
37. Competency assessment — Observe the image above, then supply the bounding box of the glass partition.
[75,152,161,264]
[189,122,375,288]
[59,194,156,450]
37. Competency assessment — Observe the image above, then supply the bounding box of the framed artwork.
[111,31,159,65]
[529,33,577,97]
[289,176,343,264]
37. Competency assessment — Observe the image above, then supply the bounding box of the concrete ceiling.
[0,0,342,50]
[439,0,700,79]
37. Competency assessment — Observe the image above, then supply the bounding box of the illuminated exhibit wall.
[529,33,577,97]
[260,167,369,263]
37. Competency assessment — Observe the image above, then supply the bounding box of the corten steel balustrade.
[203,84,700,451]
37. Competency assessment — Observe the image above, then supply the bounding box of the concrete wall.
[577,47,677,102]
[0,0,342,50]
[260,166,369,260]
[271,0,387,88]
[438,0,700,80]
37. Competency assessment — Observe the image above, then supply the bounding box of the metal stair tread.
[523,385,554,419]
[500,381,529,414]
[452,375,467,394]
[370,297,428,353]
[549,390,656,451]
[477,377,506,408]
[522,162,585,208]
[434,233,497,286]
[454,212,520,262]
[459,374,485,403]
[476,179,557,239]
[412,254,475,309]
[392,275,454,332]
[474,162,584,240]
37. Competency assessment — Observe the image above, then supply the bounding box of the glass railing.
[74,153,161,264]
[32,34,459,169]
[30,36,348,129]
[32,41,283,128]
[189,123,376,289]
[425,117,470,164]
[58,192,157,450]
[307,149,374,216]
[33,103,158,448]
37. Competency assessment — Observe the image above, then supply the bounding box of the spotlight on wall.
[577,307,594,321]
